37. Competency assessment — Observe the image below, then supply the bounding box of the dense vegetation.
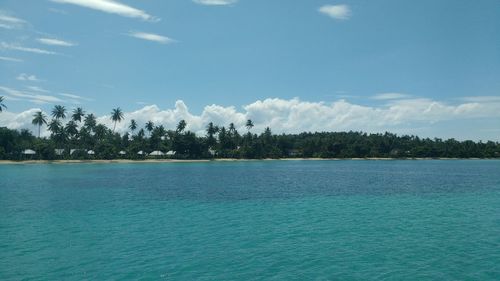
[0,102,499,160]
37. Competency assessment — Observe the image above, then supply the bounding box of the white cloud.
[26,86,49,93]
[0,108,44,133]
[2,97,499,140]
[48,8,69,15]
[372,93,411,100]
[193,0,237,6]
[319,4,351,20]
[17,73,41,82]
[37,38,76,47]
[59,92,93,101]
[0,86,64,105]
[50,0,158,21]
[1,42,57,55]
[0,86,90,106]
[460,96,500,103]
[0,10,27,29]
[0,56,23,62]
[127,31,175,44]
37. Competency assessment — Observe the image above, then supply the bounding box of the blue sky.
[0,0,499,140]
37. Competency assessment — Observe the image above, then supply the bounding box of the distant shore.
[0,158,496,164]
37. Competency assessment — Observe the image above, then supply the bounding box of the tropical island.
[0,99,499,161]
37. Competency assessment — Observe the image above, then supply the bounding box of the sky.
[0,0,499,140]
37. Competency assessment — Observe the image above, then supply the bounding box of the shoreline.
[0,158,497,165]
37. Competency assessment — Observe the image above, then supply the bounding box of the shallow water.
[1,160,500,280]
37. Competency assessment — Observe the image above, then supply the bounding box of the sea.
[1,160,499,280]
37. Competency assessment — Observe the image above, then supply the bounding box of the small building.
[166,150,176,156]
[55,149,64,156]
[149,151,165,156]
[137,150,145,155]
[22,149,36,155]
[119,150,127,155]
[87,150,95,155]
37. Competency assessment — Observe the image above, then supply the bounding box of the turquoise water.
[1,160,500,280]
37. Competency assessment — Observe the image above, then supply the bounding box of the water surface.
[1,160,500,280]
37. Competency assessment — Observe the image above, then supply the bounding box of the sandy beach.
[0,157,492,164]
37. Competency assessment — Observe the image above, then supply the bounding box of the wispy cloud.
[0,10,27,29]
[50,0,158,21]
[59,92,93,101]
[0,56,23,62]
[319,4,351,20]
[17,73,42,82]
[372,93,411,100]
[127,31,175,44]
[48,8,69,15]
[0,86,64,104]
[1,42,57,55]
[193,0,237,6]
[460,96,500,103]
[26,86,49,93]
[37,37,76,47]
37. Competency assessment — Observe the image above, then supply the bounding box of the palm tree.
[176,120,187,133]
[206,122,219,136]
[110,107,124,132]
[72,107,85,123]
[51,105,66,120]
[47,119,62,136]
[32,111,47,138]
[245,119,254,132]
[84,114,97,131]
[129,119,137,134]
[229,123,237,134]
[94,124,108,141]
[206,122,219,147]
[145,121,154,134]
[65,120,78,140]
[0,96,6,112]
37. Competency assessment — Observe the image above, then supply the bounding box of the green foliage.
[0,108,499,160]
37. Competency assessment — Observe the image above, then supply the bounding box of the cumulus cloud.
[127,31,175,44]
[193,0,237,6]
[17,73,41,82]
[1,42,57,55]
[50,0,158,21]
[319,4,351,20]
[2,97,499,140]
[37,38,76,47]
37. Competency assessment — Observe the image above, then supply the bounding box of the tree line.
[0,101,499,160]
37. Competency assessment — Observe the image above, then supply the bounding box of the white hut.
[119,150,127,155]
[149,151,165,156]
[208,148,216,156]
[166,150,176,156]
[87,150,95,155]
[55,149,64,156]
[137,150,145,155]
[22,149,36,155]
